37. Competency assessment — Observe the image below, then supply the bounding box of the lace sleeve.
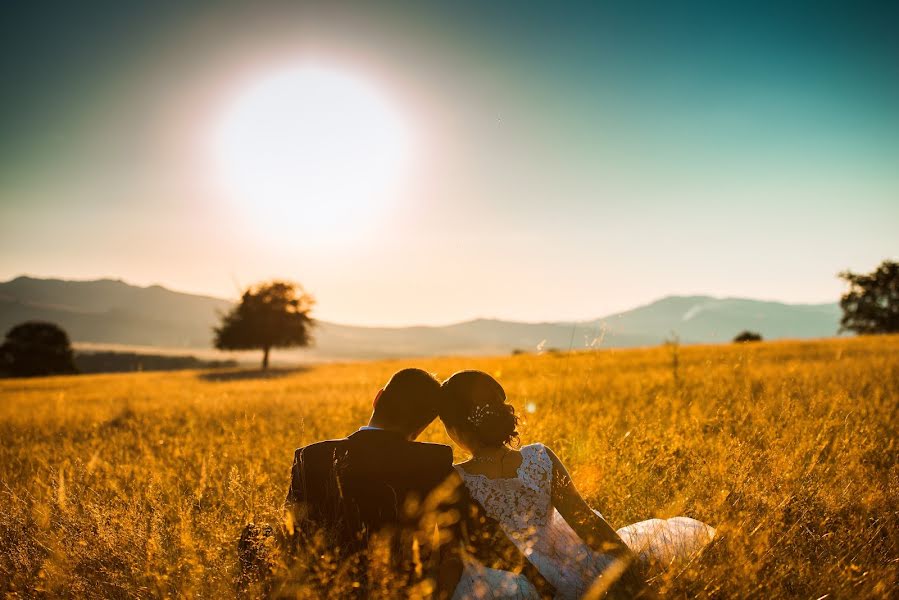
[519,443,552,494]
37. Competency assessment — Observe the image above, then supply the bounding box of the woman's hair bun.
[440,370,519,447]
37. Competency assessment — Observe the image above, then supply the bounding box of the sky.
[1,0,897,326]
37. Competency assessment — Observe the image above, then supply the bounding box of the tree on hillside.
[838,260,899,335]
[214,281,315,369]
[0,321,78,377]
[733,331,763,343]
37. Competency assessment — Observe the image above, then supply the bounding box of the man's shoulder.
[405,440,453,465]
[293,438,345,462]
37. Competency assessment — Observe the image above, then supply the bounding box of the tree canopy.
[214,281,315,369]
[733,331,763,343]
[838,260,899,335]
[0,321,78,377]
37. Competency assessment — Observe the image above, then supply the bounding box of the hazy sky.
[1,1,897,326]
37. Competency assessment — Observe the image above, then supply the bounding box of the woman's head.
[439,370,519,452]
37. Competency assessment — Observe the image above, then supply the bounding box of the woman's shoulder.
[521,442,549,456]
[520,443,556,469]
[521,442,562,470]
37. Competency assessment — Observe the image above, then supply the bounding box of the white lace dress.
[451,564,539,600]
[455,443,715,600]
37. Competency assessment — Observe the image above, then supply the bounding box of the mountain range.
[0,276,843,361]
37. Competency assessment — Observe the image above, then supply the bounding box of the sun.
[211,64,413,235]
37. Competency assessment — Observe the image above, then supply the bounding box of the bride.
[440,370,716,600]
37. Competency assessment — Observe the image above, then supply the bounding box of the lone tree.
[0,321,77,377]
[214,281,315,369]
[839,260,899,334]
[733,330,763,343]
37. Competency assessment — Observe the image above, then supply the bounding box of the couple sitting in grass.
[278,368,714,599]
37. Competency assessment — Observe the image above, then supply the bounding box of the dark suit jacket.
[285,429,548,594]
[286,429,459,552]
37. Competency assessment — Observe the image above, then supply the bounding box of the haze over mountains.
[0,276,842,361]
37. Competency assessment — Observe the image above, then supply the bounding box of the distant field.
[1,336,897,597]
[70,342,376,366]
[72,342,283,366]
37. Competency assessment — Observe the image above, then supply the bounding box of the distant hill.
[0,276,231,347]
[0,276,842,361]
[598,295,842,343]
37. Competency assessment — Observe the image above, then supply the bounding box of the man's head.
[370,368,441,439]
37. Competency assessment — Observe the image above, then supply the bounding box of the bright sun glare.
[212,65,412,235]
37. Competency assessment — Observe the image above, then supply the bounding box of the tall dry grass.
[1,336,897,597]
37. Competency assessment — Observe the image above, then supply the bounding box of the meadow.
[1,335,897,598]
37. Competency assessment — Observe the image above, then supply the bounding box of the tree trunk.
[261,346,270,370]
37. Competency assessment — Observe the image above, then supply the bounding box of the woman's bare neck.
[458,447,523,479]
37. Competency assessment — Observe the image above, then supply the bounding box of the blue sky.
[1,1,896,325]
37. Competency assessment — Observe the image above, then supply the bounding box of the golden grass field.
[1,335,897,598]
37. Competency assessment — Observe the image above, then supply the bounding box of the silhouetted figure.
[839,260,899,334]
[0,321,77,377]
[214,280,315,369]
[283,368,550,599]
[733,331,763,343]
[439,371,713,599]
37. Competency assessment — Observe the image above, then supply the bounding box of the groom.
[285,368,550,598]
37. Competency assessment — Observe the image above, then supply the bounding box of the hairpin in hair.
[467,404,494,426]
